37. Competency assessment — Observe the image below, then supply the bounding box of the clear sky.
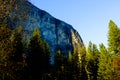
[29,0,120,47]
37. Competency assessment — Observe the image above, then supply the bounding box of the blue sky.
[30,0,120,47]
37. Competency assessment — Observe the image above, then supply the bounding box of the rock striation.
[9,1,83,63]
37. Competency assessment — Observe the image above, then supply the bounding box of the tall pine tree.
[108,20,120,55]
[43,40,50,72]
[79,45,88,80]
[27,28,43,79]
[97,43,113,80]
[86,41,99,80]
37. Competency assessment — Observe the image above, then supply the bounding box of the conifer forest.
[0,0,120,80]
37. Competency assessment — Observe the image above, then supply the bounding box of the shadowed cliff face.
[10,1,83,63]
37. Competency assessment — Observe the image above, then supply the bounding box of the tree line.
[0,24,51,79]
[1,18,120,80]
[1,0,120,80]
[0,20,84,79]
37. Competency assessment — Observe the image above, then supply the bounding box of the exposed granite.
[9,1,83,63]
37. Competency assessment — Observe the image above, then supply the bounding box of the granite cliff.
[9,1,83,62]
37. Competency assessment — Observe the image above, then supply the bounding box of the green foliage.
[108,20,120,55]
[112,56,120,80]
[54,50,62,71]
[27,27,43,62]
[79,45,88,80]
[27,28,51,79]
[68,51,72,62]
[10,26,23,61]
[1,19,120,80]
[107,20,120,79]
[43,40,51,72]
[86,41,99,80]
[69,46,81,80]
[54,49,81,80]
[97,43,113,80]
[0,25,28,80]
[27,28,43,79]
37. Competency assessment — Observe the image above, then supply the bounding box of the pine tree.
[9,26,29,80]
[108,20,120,80]
[86,41,99,80]
[0,26,29,80]
[54,50,61,80]
[43,40,50,72]
[10,26,23,61]
[79,45,88,80]
[27,28,43,79]
[64,51,72,80]
[54,50,62,71]
[92,44,99,80]
[97,43,113,80]
[108,20,120,55]
[70,46,81,80]
[54,50,69,80]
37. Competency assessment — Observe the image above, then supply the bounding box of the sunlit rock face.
[10,1,83,63]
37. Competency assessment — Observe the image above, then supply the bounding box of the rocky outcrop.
[10,1,83,63]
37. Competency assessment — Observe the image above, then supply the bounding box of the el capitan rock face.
[10,1,83,63]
